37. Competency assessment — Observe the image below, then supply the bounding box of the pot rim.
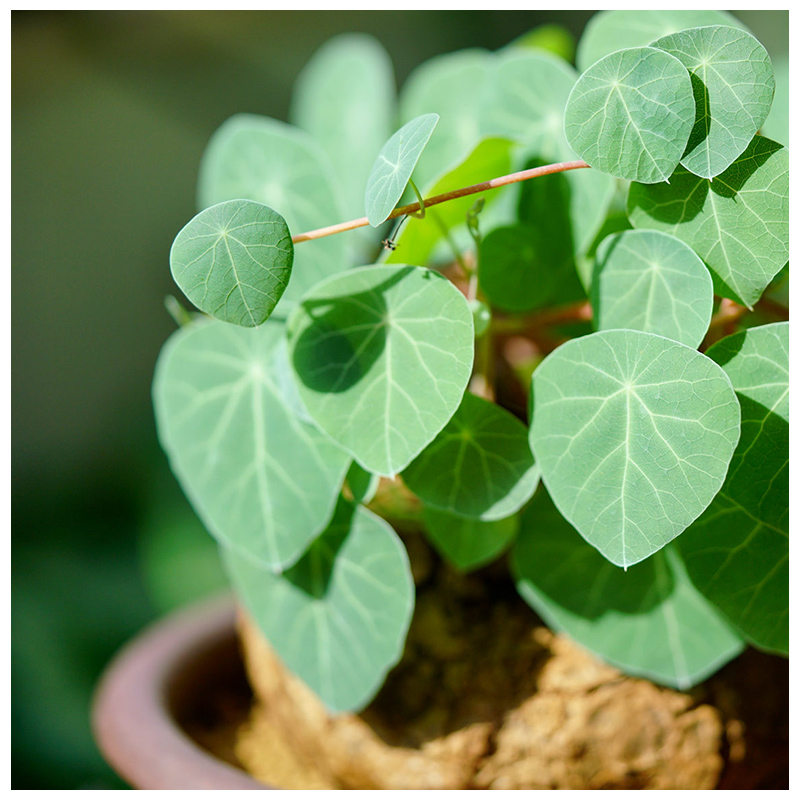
[91,591,266,790]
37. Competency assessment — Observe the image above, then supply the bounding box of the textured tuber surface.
[235,549,729,789]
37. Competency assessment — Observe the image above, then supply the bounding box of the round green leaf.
[592,229,713,348]
[169,199,292,327]
[576,10,747,73]
[627,136,789,308]
[400,49,493,189]
[481,49,577,163]
[223,498,414,713]
[287,265,474,477]
[530,329,740,568]
[677,322,788,654]
[152,318,350,569]
[197,114,348,309]
[365,113,439,227]
[565,46,695,184]
[423,508,518,573]
[512,490,744,689]
[479,224,562,313]
[290,33,395,236]
[652,25,774,179]
[402,392,539,521]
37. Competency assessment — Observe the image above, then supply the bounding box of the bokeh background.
[11,10,789,789]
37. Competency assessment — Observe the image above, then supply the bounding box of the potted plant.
[137,9,788,790]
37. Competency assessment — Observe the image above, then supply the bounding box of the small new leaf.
[365,114,439,227]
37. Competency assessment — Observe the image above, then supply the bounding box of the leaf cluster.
[155,12,788,712]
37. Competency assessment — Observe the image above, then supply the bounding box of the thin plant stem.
[407,178,427,219]
[427,208,469,275]
[291,160,590,244]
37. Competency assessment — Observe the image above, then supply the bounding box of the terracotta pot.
[92,593,267,790]
[93,590,787,790]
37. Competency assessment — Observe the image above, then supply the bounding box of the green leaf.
[169,199,292,327]
[512,489,745,689]
[469,299,491,338]
[677,322,788,655]
[507,23,575,64]
[478,52,615,259]
[761,53,788,146]
[365,114,439,227]
[479,224,571,313]
[223,497,414,713]
[399,49,493,189]
[345,461,380,506]
[384,137,513,267]
[197,114,348,309]
[565,47,695,184]
[576,10,747,73]
[287,265,474,477]
[481,49,578,163]
[529,329,740,568]
[290,33,395,234]
[651,26,774,179]
[627,136,789,308]
[152,318,350,569]
[512,154,602,304]
[402,392,539,521]
[423,508,518,573]
[592,229,713,348]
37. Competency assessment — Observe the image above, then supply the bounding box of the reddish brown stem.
[701,298,748,351]
[291,160,590,244]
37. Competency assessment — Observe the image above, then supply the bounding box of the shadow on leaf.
[284,495,355,599]
[290,267,415,394]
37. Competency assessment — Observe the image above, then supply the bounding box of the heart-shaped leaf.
[169,199,293,327]
[627,136,789,308]
[287,265,474,477]
[197,114,348,310]
[529,329,740,568]
[652,25,774,179]
[592,229,713,348]
[402,392,539,520]
[223,497,414,713]
[565,47,695,183]
[365,114,439,227]
[576,9,747,73]
[677,322,788,654]
[153,318,350,569]
[512,489,744,689]
[423,508,518,573]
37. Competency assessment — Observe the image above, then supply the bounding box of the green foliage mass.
[154,11,789,713]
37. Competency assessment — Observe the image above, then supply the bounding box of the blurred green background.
[11,10,788,789]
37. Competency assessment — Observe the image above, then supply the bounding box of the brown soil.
[231,541,788,790]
